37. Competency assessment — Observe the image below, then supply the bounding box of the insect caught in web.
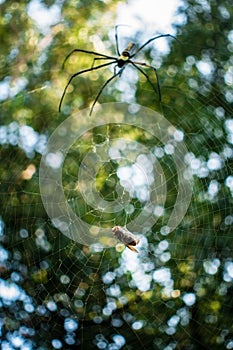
[59,26,177,115]
[112,226,140,253]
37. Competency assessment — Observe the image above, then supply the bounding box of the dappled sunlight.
[1,0,233,348]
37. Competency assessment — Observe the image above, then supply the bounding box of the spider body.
[117,42,135,68]
[59,26,177,115]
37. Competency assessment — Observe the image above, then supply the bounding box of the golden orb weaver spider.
[59,26,177,115]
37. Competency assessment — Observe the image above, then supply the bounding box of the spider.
[59,26,177,115]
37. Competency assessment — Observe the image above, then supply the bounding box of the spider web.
[1,10,233,350]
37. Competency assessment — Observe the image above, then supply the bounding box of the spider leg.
[115,25,121,56]
[130,60,161,101]
[59,60,116,112]
[115,24,130,56]
[91,57,113,69]
[90,70,122,115]
[118,66,126,77]
[62,49,115,69]
[131,34,178,57]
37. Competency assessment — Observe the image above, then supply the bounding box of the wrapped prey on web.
[112,226,140,253]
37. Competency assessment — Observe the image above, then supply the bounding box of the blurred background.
[0,0,233,349]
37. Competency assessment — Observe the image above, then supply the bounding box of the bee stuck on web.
[112,226,140,253]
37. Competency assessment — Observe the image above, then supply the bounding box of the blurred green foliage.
[0,0,233,349]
